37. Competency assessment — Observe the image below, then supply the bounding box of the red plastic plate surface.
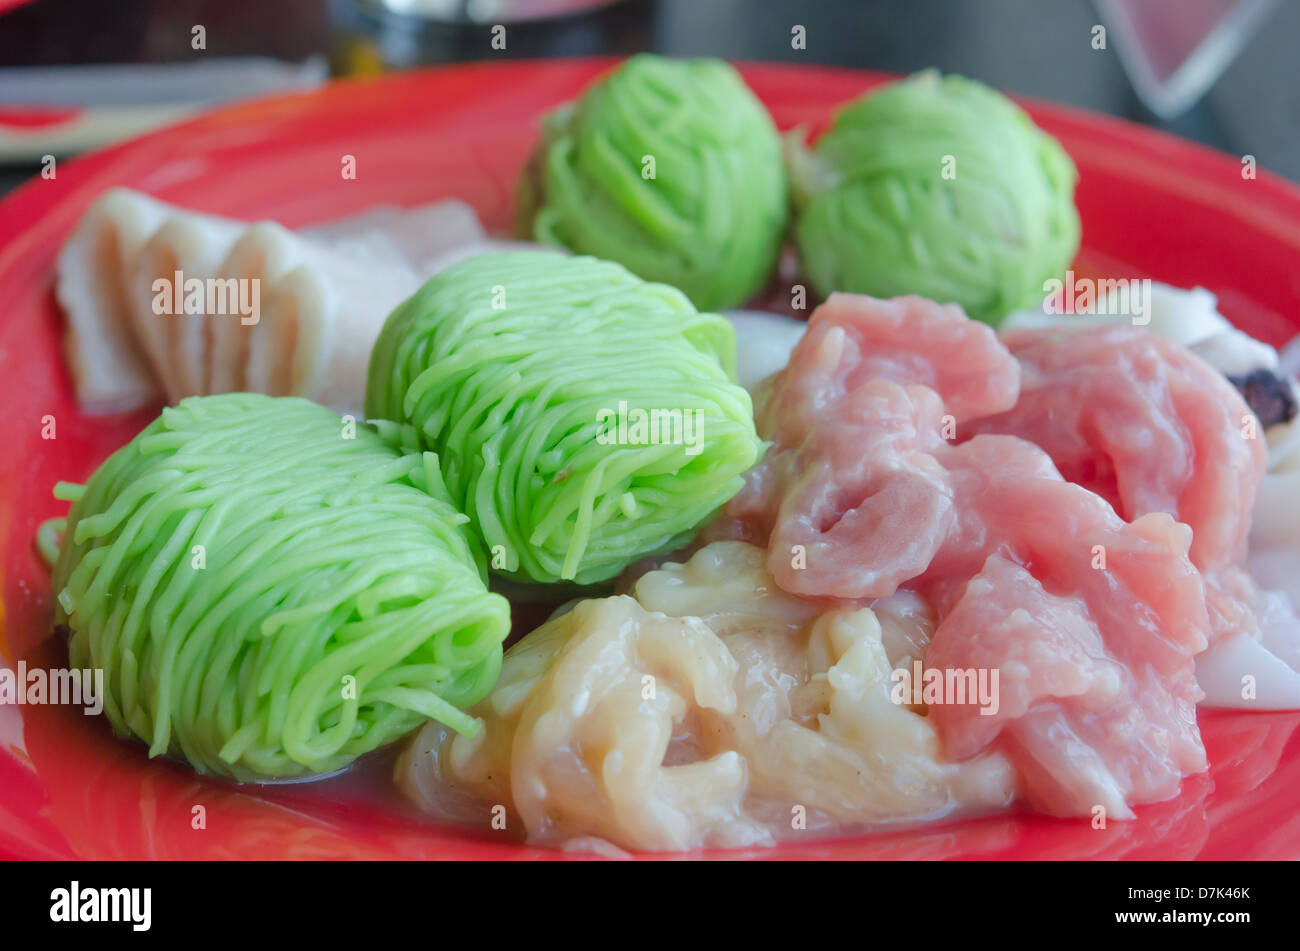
[1,59,1298,859]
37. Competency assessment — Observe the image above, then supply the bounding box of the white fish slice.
[55,188,171,411]
[58,189,495,413]
[245,236,419,413]
[1250,470,1300,550]
[1196,629,1300,710]
[126,212,242,401]
[1266,416,1300,472]
[417,238,555,279]
[301,199,486,271]
[205,222,305,397]
[363,199,486,270]
[721,309,807,391]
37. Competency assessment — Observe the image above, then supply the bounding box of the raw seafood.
[201,222,419,410]
[721,309,807,391]
[55,189,171,410]
[399,541,1015,851]
[56,189,495,414]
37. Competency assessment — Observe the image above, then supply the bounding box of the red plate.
[2,59,1299,860]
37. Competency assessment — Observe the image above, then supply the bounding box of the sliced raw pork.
[966,325,1300,699]
[966,325,1267,573]
[715,292,1213,818]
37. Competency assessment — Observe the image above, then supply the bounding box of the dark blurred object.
[0,58,326,159]
[331,0,648,69]
[0,0,1296,189]
[0,0,333,63]
[1096,0,1276,118]
[358,0,626,22]
[1230,368,1299,429]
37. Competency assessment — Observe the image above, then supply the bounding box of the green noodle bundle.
[517,54,788,311]
[792,70,1080,325]
[366,250,763,586]
[49,393,510,781]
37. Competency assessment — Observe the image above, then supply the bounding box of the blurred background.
[0,0,1296,194]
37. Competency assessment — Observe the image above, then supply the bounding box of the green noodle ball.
[50,394,510,781]
[517,54,788,311]
[793,70,1080,325]
[366,251,763,586]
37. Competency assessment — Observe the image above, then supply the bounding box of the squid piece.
[55,188,171,411]
[206,222,419,412]
[398,541,1015,852]
[55,188,495,414]
[126,211,243,400]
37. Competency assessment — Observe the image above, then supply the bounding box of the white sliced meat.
[418,238,556,280]
[302,198,486,270]
[721,309,807,391]
[1195,629,1300,710]
[368,198,486,268]
[1278,334,1300,379]
[246,235,419,413]
[1002,281,1241,350]
[205,222,293,396]
[57,189,494,413]
[1190,328,1280,378]
[1251,469,1300,550]
[126,212,242,401]
[55,188,171,412]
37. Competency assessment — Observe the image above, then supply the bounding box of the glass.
[1096,0,1278,118]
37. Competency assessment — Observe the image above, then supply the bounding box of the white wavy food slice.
[367,198,486,268]
[55,188,171,411]
[1278,335,1300,379]
[126,212,242,402]
[248,236,419,412]
[204,223,287,396]
[1002,282,1237,349]
[418,238,557,279]
[1190,329,1280,378]
[720,309,807,391]
[1266,416,1300,472]
[57,189,498,413]
[1251,470,1300,550]
[301,198,486,270]
[1195,630,1300,710]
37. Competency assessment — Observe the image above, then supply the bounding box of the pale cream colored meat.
[399,541,1015,852]
[56,189,491,413]
[55,188,171,411]
[212,222,418,413]
[126,213,242,400]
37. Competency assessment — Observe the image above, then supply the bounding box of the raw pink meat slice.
[932,435,1210,678]
[969,326,1267,572]
[927,553,1205,819]
[712,293,1215,818]
[709,294,1018,597]
[757,379,956,599]
[758,293,1020,432]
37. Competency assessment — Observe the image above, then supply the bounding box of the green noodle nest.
[792,70,1080,325]
[517,53,789,311]
[49,394,510,781]
[366,250,763,586]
